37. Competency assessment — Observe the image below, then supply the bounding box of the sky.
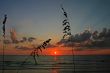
[0,0,110,55]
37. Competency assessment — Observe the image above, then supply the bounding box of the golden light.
[54,51,57,55]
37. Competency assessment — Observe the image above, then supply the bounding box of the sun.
[54,51,57,55]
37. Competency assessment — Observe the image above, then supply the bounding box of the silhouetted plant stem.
[2,14,7,73]
[2,39,5,73]
[61,5,75,72]
[17,39,51,73]
[72,47,75,72]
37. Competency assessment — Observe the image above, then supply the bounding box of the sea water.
[0,55,110,73]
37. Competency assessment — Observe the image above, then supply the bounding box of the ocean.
[0,55,110,73]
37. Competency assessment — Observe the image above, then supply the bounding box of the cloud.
[45,44,57,48]
[10,28,19,43]
[3,40,11,44]
[15,46,33,50]
[57,28,110,48]
[56,30,92,47]
[28,37,36,42]
[19,37,27,43]
[57,39,68,45]
[19,37,36,43]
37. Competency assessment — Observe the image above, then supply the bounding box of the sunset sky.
[0,0,110,55]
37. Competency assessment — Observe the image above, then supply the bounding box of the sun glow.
[54,51,57,55]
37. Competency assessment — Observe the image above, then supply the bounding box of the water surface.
[0,55,110,73]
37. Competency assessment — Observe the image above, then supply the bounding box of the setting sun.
[54,51,57,55]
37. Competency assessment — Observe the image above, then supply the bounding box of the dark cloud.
[45,44,57,48]
[15,46,33,50]
[57,38,67,45]
[57,28,110,48]
[28,37,36,42]
[19,37,36,43]
[3,40,11,44]
[57,30,92,47]
[19,37,27,43]
[15,39,52,52]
